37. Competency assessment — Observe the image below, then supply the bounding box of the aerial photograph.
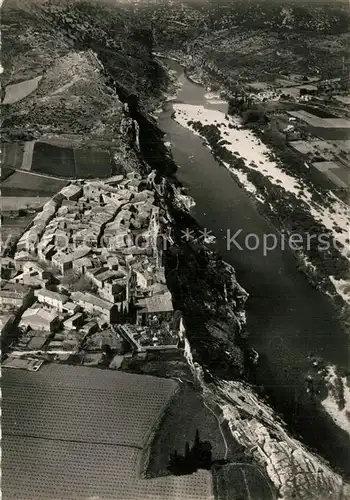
[1,0,349,498]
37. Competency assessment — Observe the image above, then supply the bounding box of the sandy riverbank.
[322,365,350,436]
[173,103,350,301]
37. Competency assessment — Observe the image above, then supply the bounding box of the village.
[1,171,183,371]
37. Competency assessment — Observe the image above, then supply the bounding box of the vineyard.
[3,365,178,448]
[2,365,214,499]
[3,435,213,500]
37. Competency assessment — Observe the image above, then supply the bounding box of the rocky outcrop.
[187,359,350,500]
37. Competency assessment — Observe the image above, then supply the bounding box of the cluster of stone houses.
[2,173,180,368]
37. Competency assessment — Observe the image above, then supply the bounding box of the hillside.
[143,0,350,86]
[1,0,168,143]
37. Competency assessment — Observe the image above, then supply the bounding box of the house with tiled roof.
[20,307,60,332]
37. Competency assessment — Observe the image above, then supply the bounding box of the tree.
[102,344,112,356]
[195,429,200,448]
[185,441,190,460]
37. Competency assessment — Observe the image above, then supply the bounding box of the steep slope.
[1,0,168,143]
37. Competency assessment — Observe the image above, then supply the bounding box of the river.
[156,58,350,477]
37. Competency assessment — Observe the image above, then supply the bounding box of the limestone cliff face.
[211,378,349,500]
[180,345,350,500]
[182,316,349,498]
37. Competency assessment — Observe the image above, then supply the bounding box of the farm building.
[59,184,83,201]
[22,261,51,279]
[38,244,56,261]
[10,269,52,289]
[52,246,91,273]
[13,251,35,270]
[72,257,93,273]
[62,301,81,315]
[63,313,84,330]
[80,320,99,336]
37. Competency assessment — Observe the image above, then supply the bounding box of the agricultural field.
[74,148,113,178]
[288,110,350,129]
[307,126,350,141]
[21,141,35,170]
[1,141,24,169]
[312,161,350,189]
[2,364,178,448]
[290,139,349,161]
[1,196,50,211]
[31,142,113,178]
[2,76,42,104]
[2,365,213,500]
[1,167,15,182]
[31,142,75,177]
[213,463,275,500]
[0,170,67,197]
[332,139,350,151]
[334,95,350,106]
[3,436,213,500]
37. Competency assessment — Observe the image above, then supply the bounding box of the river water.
[157,59,350,477]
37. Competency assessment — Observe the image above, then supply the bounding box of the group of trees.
[168,430,212,475]
[228,94,269,126]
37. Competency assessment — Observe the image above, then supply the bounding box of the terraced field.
[2,365,213,500]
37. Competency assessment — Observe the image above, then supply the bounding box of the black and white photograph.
[1,0,349,498]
